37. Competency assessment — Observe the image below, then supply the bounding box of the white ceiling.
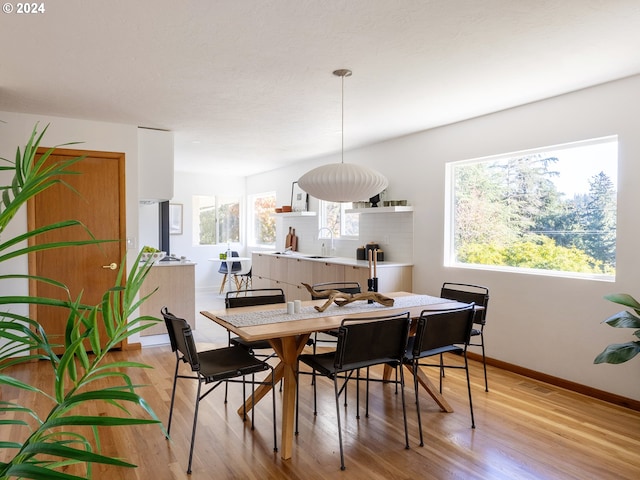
[2,0,640,176]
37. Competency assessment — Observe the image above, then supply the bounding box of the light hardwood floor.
[2,337,639,479]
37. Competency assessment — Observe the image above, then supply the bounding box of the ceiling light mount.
[297,69,388,203]
[333,69,352,78]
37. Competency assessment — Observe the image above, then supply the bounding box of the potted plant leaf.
[594,293,640,364]
[0,124,163,479]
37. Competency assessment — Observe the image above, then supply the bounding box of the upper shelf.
[345,206,413,214]
[271,211,317,217]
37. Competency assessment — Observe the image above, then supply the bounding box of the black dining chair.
[223,288,288,400]
[306,281,363,403]
[161,308,277,474]
[225,288,286,357]
[440,282,490,391]
[404,304,476,446]
[295,311,412,470]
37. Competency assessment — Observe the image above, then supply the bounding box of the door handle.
[102,263,118,270]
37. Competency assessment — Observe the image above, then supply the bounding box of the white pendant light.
[298,69,388,203]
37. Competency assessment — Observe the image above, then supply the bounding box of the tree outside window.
[448,137,617,278]
[319,201,359,238]
[193,195,240,245]
[248,192,276,247]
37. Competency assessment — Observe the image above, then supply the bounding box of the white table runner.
[218,295,456,328]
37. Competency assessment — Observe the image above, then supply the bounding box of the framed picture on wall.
[291,181,308,212]
[169,203,183,235]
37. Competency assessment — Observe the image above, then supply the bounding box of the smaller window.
[193,195,240,245]
[318,200,359,238]
[248,192,276,247]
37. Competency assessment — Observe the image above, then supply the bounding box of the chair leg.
[187,379,203,474]
[365,367,370,418]
[413,362,424,447]
[166,358,180,436]
[250,373,256,430]
[480,332,489,392]
[241,377,248,422]
[271,369,278,452]
[295,365,300,435]
[356,368,361,419]
[438,353,444,393]
[311,333,317,386]
[313,365,318,415]
[398,363,410,450]
[219,273,228,294]
[394,365,399,394]
[464,353,476,429]
[334,377,346,471]
[224,333,231,403]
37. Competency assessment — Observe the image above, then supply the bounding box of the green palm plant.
[0,124,163,479]
[594,293,640,364]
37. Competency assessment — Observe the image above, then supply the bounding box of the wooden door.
[28,148,126,352]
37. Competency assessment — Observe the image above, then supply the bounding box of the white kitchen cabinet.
[312,261,345,285]
[251,253,412,301]
[138,127,174,202]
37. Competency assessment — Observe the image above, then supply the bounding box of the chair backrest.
[310,281,361,300]
[440,282,489,325]
[161,307,200,371]
[225,288,285,308]
[218,251,242,273]
[333,311,411,371]
[411,305,476,357]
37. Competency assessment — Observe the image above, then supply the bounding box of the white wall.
[168,170,247,291]
[246,75,640,401]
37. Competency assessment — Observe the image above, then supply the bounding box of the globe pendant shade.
[298,162,388,202]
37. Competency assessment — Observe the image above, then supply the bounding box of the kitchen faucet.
[317,227,334,256]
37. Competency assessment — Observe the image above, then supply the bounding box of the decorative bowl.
[140,251,166,263]
[281,205,292,212]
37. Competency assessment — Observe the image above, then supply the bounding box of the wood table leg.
[237,333,310,460]
[405,363,453,413]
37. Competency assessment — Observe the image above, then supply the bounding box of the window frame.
[318,200,359,239]
[247,191,277,248]
[445,136,618,282]
[192,194,241,246]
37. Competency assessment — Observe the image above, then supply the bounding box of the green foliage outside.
[453,151,617,275]
[198,199,240,245]
[320,201,358,238]
[254,195,276,245]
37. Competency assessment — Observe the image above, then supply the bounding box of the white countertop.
[149,261,196,267]
[254,251,412,268]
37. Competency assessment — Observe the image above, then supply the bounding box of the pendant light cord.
[341,72,345,164]
[333,69,352,165]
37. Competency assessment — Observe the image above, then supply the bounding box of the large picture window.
[447,136,618,279]
[193,195,240,245]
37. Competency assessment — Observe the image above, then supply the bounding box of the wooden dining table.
[200,291,467,460]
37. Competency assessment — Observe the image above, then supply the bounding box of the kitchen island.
[139,261,196,335]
